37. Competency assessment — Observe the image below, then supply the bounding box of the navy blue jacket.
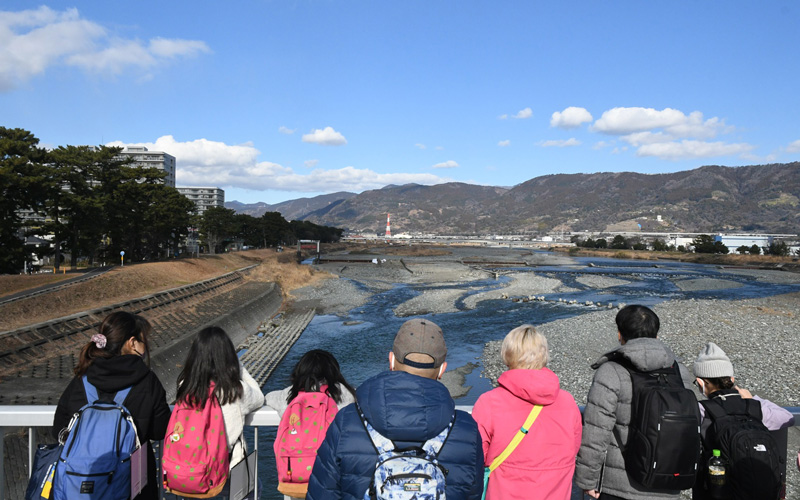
[306,370,484,500]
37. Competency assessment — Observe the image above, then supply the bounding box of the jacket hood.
[497,368,560,406]
[593,337,677,372]
[86,354,151,393]
[356,371,455,442]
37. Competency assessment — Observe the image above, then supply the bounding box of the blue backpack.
[358,404,454,500]
[54,376,140,500]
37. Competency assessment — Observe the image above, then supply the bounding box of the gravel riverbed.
[298,250,800,498]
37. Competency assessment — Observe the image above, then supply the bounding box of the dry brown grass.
[348,244,452,257]
[0,249,331,331]
[0,273,74,298]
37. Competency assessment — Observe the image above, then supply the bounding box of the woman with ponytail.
[53,310,170,500]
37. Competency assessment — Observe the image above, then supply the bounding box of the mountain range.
[226,163,800,235]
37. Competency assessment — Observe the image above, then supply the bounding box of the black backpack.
[700,395,783,500]
[612,356,701,490]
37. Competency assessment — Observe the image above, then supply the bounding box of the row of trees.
[198,207,342,254]
[572,234,797,256]
[1,127,342,274]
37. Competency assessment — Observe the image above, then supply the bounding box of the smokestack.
[385,213,391,238]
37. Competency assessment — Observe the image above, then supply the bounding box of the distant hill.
[226,192,356,219]
[228,163,800,235]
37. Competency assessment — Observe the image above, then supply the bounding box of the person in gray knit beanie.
[693,342,734,379]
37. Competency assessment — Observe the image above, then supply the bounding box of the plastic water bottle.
[707,449,727,499]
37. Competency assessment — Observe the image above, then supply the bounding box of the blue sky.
[2,2,799,205]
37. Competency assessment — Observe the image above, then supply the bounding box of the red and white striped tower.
[385,213,391,238]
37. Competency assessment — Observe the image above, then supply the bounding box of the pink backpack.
[162,383,230,498]
[274,385,338,497]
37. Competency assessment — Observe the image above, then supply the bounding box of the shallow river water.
[254,255,800,499]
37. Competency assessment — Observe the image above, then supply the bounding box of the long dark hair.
[75,311,151,376]
[176,326,243,408]
[287,349,356,404]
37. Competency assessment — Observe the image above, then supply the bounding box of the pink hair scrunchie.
[91,333,107,349]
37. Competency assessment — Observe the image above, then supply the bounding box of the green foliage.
[651,239,667,251]
[736,245,750,255]
[0,127,47,273]
[691,234,729,254]
[595,238,607,249]
[750,244,761,255]
[766,240,789,256]
[199,207,238,254]
[610,235,628,249]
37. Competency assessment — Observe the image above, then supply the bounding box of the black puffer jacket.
[53,355,171,500]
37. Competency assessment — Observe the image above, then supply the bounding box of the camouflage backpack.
[358,404,454,500]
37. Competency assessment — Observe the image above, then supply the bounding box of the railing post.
[1,427,5,500]
[254,427,259,500]
[28,428,35,479]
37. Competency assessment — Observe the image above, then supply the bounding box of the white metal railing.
[1,406,797,499]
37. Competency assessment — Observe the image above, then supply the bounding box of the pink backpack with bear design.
[274,385,339,497]
[162,383,230,498]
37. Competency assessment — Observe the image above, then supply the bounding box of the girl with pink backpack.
[162,326,264,499]
[265,350,356,499]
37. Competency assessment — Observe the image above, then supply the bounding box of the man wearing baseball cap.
[307,318,484,499]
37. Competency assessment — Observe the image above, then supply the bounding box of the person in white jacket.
[166,326,264,499]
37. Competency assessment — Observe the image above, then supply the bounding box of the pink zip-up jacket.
[472,368,582,500]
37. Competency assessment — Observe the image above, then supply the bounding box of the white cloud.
[636,140,754,160]
[514,107,533,119]
[592,107,725,138]
[0,6,209,91]
[415,143,426,149]
[550,107,593,129]
[108,135,450,193]
[593,141,612,150]
[498,114,508,120]
[302,126,347,146]
[435,146,444,150]
[540,138,581,148]
[304,159,319,168]
[498,140,511,147]
[432,160,459,169]
[787,139,800,153]
[590,106,753,160]
[278,126,295,135]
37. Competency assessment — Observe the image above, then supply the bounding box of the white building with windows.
[117,146,176,187]
[177,187,225,215]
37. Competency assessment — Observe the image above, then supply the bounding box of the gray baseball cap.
[392,318,447,369]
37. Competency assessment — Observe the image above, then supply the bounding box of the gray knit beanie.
[693,342,734,378]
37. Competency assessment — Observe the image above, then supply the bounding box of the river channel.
[253,254,800,499]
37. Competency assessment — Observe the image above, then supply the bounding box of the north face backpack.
[162,383,230,498]
[274,385,339,497]
[700,395,783,500]
[54,376,140,500]
[358,404,454,500]
[613,357,702,490]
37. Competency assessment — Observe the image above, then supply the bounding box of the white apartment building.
[177,187,225,215]
[118,146,176,187]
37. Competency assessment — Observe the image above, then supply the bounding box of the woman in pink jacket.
[472,325,582,500]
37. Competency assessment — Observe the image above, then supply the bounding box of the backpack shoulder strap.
[422,411,458,458]
[82,375,132,406]
[113,386,132,406]
[701,398,729,423]
[743,398,763,421]
[356,403,395,455]
[82,375,98,403]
